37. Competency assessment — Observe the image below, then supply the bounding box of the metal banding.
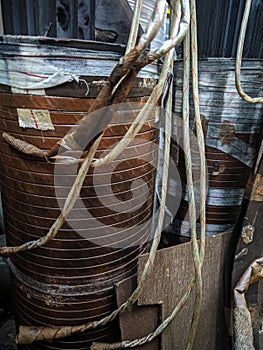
[0,37,159,348]
[182,187,245,207]
[171,220,234,238]
[169,58,262,238]
[0,37,158,91]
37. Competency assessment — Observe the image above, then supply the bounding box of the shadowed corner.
[0,227,17,350]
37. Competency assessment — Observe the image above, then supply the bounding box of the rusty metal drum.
[0,36,158,349]
[163,58,262,243]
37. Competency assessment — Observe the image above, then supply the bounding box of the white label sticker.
[11,87,55,131]
[17,108,55,131]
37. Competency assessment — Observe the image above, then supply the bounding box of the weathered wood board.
[116,231,232,349]
[116,275,159,350]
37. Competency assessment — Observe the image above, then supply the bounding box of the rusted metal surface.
[162,58,263,244]
[0,38,158,349]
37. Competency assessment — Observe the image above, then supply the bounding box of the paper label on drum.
[11,87,46,96]
[11,87,55,131]
[16,108,55,131]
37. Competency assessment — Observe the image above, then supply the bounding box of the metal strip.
[182,187,245,206]
[172,220,233,237]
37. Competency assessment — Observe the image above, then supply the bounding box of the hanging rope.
[125,0,143,54]
[182,27,203,350]
[2,0,189,161]
[186,0,206,347]
[235,0,263,104]
[92,0,190,169]
[1,1,207,349]
[91,58,174,350]
[16,32,176,349]
[14,1,190,345]
[92,0,207,348]
[0,0,167,257]
[91,0,207,348]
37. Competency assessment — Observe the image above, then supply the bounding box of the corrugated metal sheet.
[196,0,263,58]
[0,1,262,56]
[1,0,92,38]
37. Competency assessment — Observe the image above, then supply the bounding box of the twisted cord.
[125,0,143,55]
[92,0,190,169]
[16,46,174,346]
[6,1,205,349]
[186,0,206,348]
[15,3,177,342]
[182,27,203,350]
[235,0,263,103]
[0,0,167,257]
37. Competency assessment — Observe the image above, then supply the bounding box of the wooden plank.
[115,275,159,350]
[134,232,232,350]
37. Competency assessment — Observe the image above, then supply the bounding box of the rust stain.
[218,120,235,145]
